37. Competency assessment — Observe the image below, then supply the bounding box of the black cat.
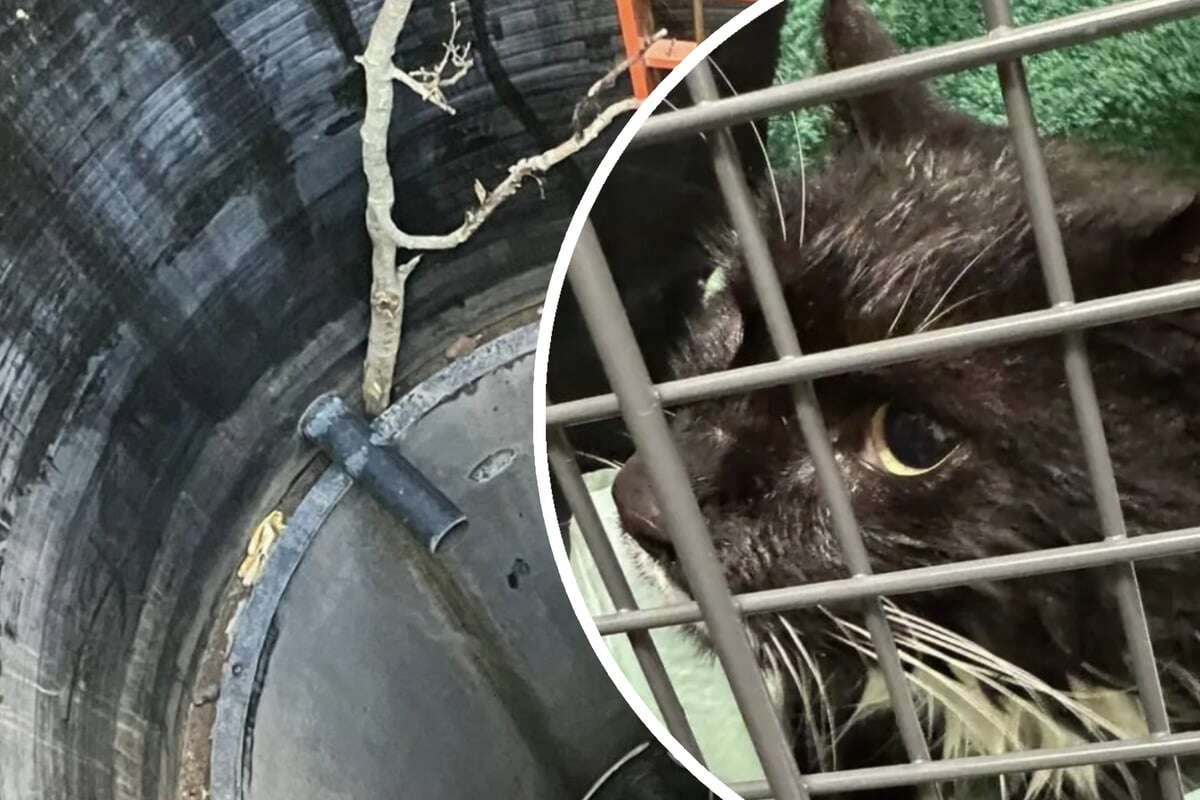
[609,1,1200,797]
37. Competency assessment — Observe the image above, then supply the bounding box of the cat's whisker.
[1165,662,1200,728]
[884,605,1131,729]
[778,615,838,770]
[768,627,829,770]
[832,628,1098,800]
[891,632,1065,732]
[883,604,1142,799]
[1081,660,1128,688]
[761,640,798,735]
[883,605,1008,677]
[888,261,924,338]
[762,640,781,681]
[767,628,807,702]
[789,111,808,247]
[915,289,990,334]
[764,637,824,766]
[914,221,1015,333]
[817,607,876,675]
[900,651,1136,799]
[826,628,1012,747]
[1168,661,1200,704]
[821,610,1016,738]
[884,603,1135,740]
[575,451,626,470]
[707,58,787,242]
[817,609,956,773]
[828,604,1143,799]
[814,608,890,741]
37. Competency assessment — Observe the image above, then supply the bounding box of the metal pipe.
[566,221,811,800]
[593,524,1200,635]
[633,0,1200,146]
[299,393,466,552]
[545,278,1200,427]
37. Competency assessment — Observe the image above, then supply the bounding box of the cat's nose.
[612,454,669,545]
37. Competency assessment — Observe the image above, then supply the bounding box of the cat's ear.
[1067,174,1200,293]
[1133,192,1200,285]
[821,0,982,146]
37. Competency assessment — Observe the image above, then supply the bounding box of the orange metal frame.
[615,0,756,98]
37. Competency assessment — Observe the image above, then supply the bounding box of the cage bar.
[981,0,1184,795]
[593,525,1200,635]
[545,426,705,758]
[728,730,1200,798]
[546,278,1200,427]
[687,60,934,768]
[634,0,1200,146]
[566,222,811,800]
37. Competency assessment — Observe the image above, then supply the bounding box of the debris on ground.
[444,334,481,360]
[237,510,286,587]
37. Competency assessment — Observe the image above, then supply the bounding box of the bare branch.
[430,2,472,85]
[586,28,667,101]
[357,0,641,415]
[356,1,473,116]
[358,0,421,414]
[386,2,473,114]
[379,95,638,253]
[572,27,663,135]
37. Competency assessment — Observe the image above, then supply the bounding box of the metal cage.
[543,1,1200,798]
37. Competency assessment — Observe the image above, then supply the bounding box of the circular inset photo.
[534,1,1200,799]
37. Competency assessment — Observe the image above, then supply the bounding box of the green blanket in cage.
[568,469,786,785]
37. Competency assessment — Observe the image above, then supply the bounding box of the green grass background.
[766,0,1200,175]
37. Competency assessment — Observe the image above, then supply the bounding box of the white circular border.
[532,2,786,797]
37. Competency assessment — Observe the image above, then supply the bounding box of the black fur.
[610,1,1200,796]
[547,3,787,470]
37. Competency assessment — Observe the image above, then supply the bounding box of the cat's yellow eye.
[861,403,959,477]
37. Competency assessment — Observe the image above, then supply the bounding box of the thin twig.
[571,27,665,134]
[357,0,642,414]
[586,28,667,100]
[381,96,638,253]
[384,1,473,114]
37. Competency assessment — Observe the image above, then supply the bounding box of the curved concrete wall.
[0,1,620,797]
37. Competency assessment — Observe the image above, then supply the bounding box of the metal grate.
[544,1,1200,798]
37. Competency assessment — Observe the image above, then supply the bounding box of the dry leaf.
[444,334,480,360]
[237,510,286,587]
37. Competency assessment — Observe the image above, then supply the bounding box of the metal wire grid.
[544,1,1200,798]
